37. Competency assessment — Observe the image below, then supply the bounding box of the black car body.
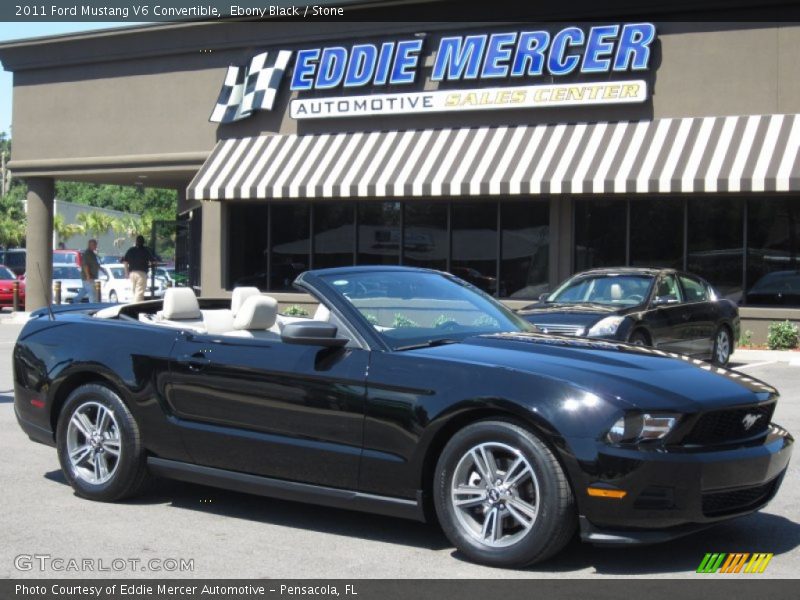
[518,268,740,366]
[13,267,791,567]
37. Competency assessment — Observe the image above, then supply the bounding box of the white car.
[99,263,166,303]
[51,264,85,304]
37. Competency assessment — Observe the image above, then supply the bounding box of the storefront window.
[574,199,626,270]
[228,204,269,290]
[629,198,683,269]
[271,203,310,291]
[745,198,800,306]
[313,203,355,270]
[403,203,447,270]
[687,198,744,302]
[451,202,498,295]
[501,202,550,299]
[358,202,400,265]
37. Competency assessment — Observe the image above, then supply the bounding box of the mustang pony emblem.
[742,413,763,431]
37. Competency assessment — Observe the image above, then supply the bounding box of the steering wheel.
[628,294,644,303]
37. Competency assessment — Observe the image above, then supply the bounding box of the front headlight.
[606,413,680,444]
[587,315,625,337]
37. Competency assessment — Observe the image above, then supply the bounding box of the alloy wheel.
[66,401,122,485]
[716,329,731,365]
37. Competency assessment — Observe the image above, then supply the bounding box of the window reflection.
[451,202,498,295]
[501,202,549,299]
[687,198,743,302]
[403,203,447,270]
[271,203,310,291]
[313,203,354,269]
[630,198,683,269]
[228,203,269,290]
[358,202,400,265]
[574,199,626,270]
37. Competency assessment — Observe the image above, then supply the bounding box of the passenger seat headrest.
[162,288,201,320]
[610,283,623,300]
[234,295,278,331]
[231,286,261,316]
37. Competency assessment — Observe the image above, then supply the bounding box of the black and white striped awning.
[188,113,800,201]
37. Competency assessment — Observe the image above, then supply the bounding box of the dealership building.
[1,4,800,340]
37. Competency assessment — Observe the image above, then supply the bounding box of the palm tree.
[53,214,84,247]
[77,211,116,239]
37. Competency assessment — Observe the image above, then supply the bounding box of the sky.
[0,23,141,135]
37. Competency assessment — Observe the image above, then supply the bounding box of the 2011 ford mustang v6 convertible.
[13,266,793,567]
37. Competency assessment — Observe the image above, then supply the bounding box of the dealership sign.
[211,24,655,123]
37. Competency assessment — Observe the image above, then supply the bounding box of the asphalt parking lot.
[1,317,798,579]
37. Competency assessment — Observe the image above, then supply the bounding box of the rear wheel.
[628,330,650,346]
[712,327,732,366]
[433,420,575,567]
[56,384,150,501]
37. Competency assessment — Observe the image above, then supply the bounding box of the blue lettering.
[344,44,378,87]
[432,35,487,81]
[582,25,619,72]
[613,23,655,71]
[548,27,584,75]
[374,42,395,85]
[481,32,516,78]
[390,39,423,84]
[315,47,347,89]
[290,48,319,90]
[510,31,549,77]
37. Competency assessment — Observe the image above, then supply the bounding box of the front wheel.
[628,330,650,346]
[434,420,576,567]
[108,290,118,303]
[712,327,732,366]
[56,384,150,501]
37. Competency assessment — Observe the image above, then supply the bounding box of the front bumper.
[570,424,793,542]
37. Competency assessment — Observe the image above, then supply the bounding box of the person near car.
[124,235,155,302]
[73,239,99,303]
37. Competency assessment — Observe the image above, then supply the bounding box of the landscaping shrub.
[767,320,799,350]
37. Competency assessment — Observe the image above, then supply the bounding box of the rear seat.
[223,295,280,340]
[151,288,206,332]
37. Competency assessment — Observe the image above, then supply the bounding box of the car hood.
[409,332,774,412]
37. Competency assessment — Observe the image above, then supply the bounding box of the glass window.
[654,274,683,304]
[271,203,310,291]
[574,199,626,270]
[451,202,498,295]
[630,198,683,269]
[403,203,447,271]
[501,202,549,299]
[0,267,15,280]
[679,275,709,303]
[687,198,743,302]
[358,202,400,265]
[549,273,653,306]
[313,203,355,270]
[52,266,82,280]
[745,198,800,306]
[228,204,269,290]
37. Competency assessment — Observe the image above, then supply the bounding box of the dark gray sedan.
[518,268,740,366]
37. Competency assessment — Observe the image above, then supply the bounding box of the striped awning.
[188,113,800,201]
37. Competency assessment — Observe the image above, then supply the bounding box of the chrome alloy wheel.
[450,442,540,548]
[715,329,731,365]
[66,401,122,485]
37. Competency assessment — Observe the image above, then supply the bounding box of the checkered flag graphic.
[209,50,293,124]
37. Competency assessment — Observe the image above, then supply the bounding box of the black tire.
[109,290,118,303]
[56,383,150,501]
[433,420,576,568]
[711,326,732,366]
[628,330,650,346]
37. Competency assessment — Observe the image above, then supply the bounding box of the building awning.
[187,113,800,201]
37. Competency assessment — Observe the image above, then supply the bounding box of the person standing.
[73,239,100,303]
[124,235,155,302]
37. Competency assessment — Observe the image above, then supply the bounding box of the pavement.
[0,314,798,579]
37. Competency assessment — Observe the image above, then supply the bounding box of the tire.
[712,326,732,366]
[628,330,650,346]
[433,420,576,568]
[56,383,150,501]
[109,290,118,303]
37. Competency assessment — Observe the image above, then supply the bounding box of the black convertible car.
[518,268,740,366]
[13,267,792,568]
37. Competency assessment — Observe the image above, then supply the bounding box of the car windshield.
[319,270,536,350]
[0,267,15,280]
[109,267,126,279]
[52,266,82,280]
[548,274,654,306]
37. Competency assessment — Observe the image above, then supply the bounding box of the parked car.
[98,264,166,303]
[53,249,82,267]
[742,270,800,306]
[13,266,792,568]
[100,254,124,265]
[152,265,187,288]
[51,265,85,304]
[518,268,740,366]
[1,248,26,278]
[0,265,25,308]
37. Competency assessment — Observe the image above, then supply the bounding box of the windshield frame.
[547,272,656,307]
[300,267,537,352]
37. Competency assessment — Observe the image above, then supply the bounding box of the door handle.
[181,351,211,372]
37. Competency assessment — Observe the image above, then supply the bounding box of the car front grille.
[702,478,780,517]
[682,403,775,445]
[534,323,584,336]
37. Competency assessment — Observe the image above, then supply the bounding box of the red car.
[0,265,25,308]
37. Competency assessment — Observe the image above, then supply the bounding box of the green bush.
[283,305,309,317]
[738,329,753,347]
[393,313,419,328]
[767,320,799,350]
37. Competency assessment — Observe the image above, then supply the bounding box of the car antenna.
[35,262,55,321]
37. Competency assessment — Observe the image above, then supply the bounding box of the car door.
[165,329,368,489]
[677,274,716,356]
[644,273,694,354]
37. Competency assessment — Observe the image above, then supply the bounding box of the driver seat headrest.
[233,295,278,331]
[161,288,201,320]
[231,286,261,316]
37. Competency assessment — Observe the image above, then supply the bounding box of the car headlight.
[606,413,680,444]
[587,315,626,337]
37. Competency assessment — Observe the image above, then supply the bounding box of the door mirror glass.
[281,321,348,348]
[538,292,550,303]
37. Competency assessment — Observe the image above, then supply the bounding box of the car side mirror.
[281,321,348,348]
[539,293,550,303]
